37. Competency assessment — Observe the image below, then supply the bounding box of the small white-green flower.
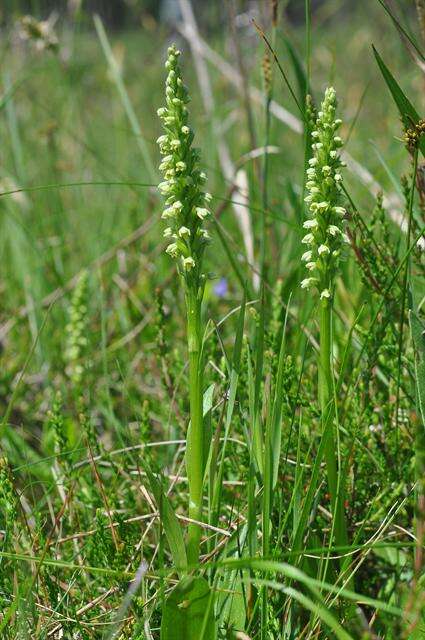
[328,225,340,236]
[195,207,209,220]
[333,206,346,215]
[161,207,175,219]
[165,243,179,257]
[318,244,330,255]
[303,219,318,229]
[302,233,314,244]
[301,250,312,262]
[301,277,316,289]
[317,201,329,210]
[163,227,173,237]
[182,256,195,271]
[320,289,331,300]
[158,181,171,194]
[178,226,191,238]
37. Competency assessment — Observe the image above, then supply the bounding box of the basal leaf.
[160,576,216,640]
[145,466,187,577]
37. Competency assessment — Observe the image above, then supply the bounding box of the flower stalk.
[157,45,212,565]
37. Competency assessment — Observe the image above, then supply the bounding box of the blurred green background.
[0,0,421,413]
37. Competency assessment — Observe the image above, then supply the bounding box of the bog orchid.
[157,45,211,566]
[301,86,349,304]
[301,86,351,573]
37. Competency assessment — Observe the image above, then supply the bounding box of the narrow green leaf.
[284,37,307,105]
[210,293,246,526]
[409,311,425,499]
[277,584,354,640]
[410,311,425,425]
[253,286,266,466]
[247,342,263,475]
[220,558,407,619]
[376,0,425,63]
[202,383,215,477]
[145,466,187,577]
[270,295,291,487]
[372,46,425,156]
[217,569,246,633]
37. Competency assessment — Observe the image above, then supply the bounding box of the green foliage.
[0,2,424,638]
[160,577,216,640]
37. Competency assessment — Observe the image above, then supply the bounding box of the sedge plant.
[157,45,212,566]
[301,87,350,557]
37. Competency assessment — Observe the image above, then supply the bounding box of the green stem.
[185,286,204,566]
[318,302,348,554]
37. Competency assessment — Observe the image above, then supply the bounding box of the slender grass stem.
[260,21,276,639]
[305,0,311,92]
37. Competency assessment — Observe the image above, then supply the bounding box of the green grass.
[0,2,425,638]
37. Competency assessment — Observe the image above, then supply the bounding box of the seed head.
[0,457,17,523]
[64,270,89,385]
[404,118,425,149]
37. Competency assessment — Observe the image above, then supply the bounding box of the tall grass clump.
[157,44,212,565]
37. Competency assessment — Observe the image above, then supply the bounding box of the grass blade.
[145,465,188,577]
[372,45,425,155]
